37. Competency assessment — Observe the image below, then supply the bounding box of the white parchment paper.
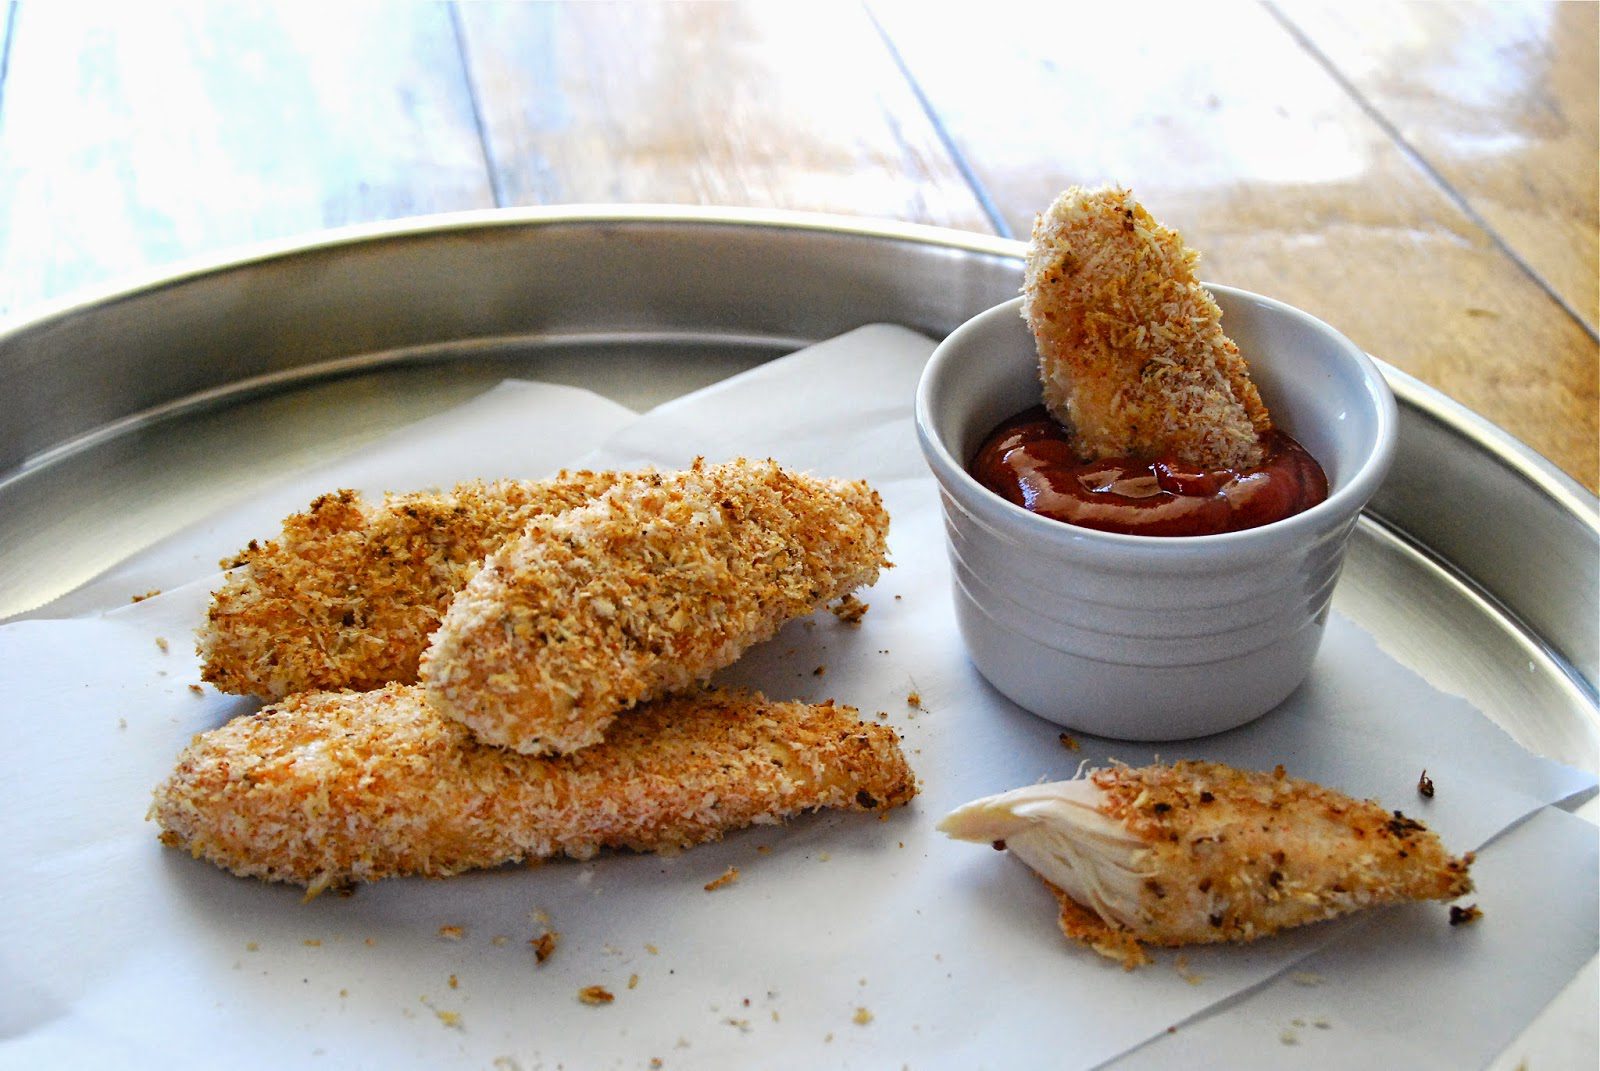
[22,380,639,622]
[1,326,1594,1070]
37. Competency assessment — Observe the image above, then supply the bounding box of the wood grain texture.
[455,1,993,230]
[0,4,13,93]
[0,3,493,319]
[873,0,1598,490]
[1280,0,1598,333]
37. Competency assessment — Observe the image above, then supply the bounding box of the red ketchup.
[969,406,1328,537]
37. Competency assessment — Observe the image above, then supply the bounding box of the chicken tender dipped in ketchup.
[974,186,1327,536]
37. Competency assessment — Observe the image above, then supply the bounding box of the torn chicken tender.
[940,761,1473,969]
[151,684,916,893]
[421,458,891,755]
[1023,186,1271,471]
[199,471,625,699]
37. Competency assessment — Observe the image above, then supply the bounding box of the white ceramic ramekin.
[915,291,1397,740]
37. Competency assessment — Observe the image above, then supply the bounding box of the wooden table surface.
[1,1,1594,491]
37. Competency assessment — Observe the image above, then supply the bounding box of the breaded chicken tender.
[199,471,624,699]
[152,684,916,893]
[940,761,1473,968]
[421,458,890,755]
[1023,186,1271,471]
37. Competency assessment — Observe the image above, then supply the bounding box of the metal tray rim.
[4,204,1593,522]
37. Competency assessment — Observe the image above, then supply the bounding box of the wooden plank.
[0,4,494,319]
[872,1,1598,491]
[0,5,14,97]
[454,1,993,231]
[1280,0,1598,334]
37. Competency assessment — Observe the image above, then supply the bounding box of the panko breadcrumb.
[199,471,626,699]
[704,866,740,892]
[1023,186,1271,471]
[150,684,916,892]
[421,458,890,755]
[942,761,1473,968]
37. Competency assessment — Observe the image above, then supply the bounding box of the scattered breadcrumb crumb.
[1058,733,1080,751]
[853,1007,873,1025]
[812,665,826,677]
[830,594,869,625]
[1449,903,1483,926]
[131,589,161,603]
[448,974,459,989]
[434,1008,462,1029]
[340,988,348,998]
[530,932,558,964]
[645,943,660,955]
[578,985,614,1005]
[755,845,771,855]
[818,851,831,862]
[302,939,321,947]
[705,866,740,892]
[155,636,170,653]
[492,935,510,947]
[1173,954,1203,985]
[1280,1028,1299,1045]
[1313,1018,1331,1029]
[649,1060,663,1070]
[628,973,639,990]
[906,691,922,709]
[724,1018,751,1033]
[245,942,259,952]
[1418,769,1435,798]
[437,925,465,941]
[188,684,204,695]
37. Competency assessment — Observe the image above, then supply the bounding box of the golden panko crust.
[420,458,891,755]
[1066,761,1473,967]
[198,472,625,699]
[151,684,916,893]
[1022,186,1271,471]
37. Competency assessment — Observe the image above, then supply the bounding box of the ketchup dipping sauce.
[969,405,1328,537]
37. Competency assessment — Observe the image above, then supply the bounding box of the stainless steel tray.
[3,206,1594,768]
